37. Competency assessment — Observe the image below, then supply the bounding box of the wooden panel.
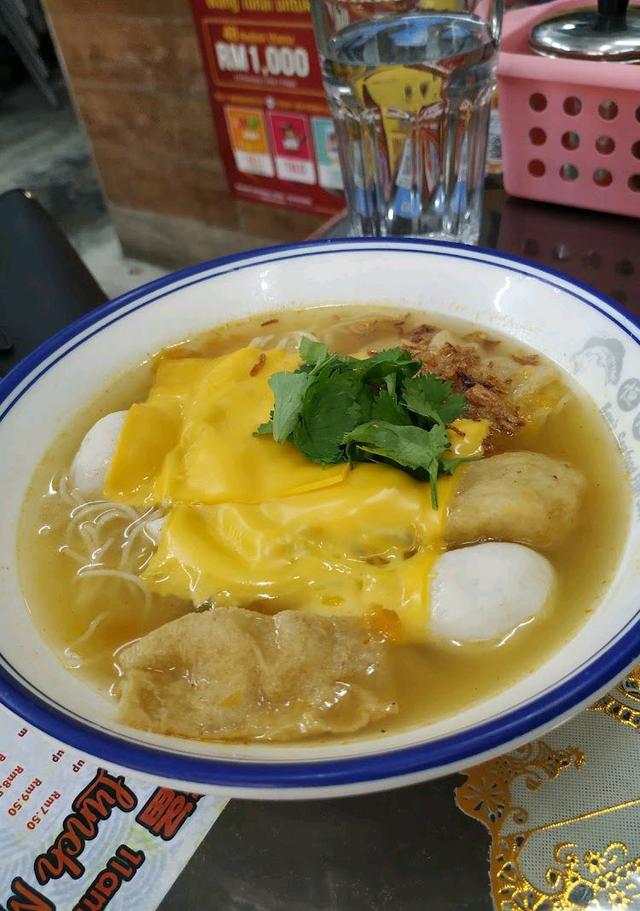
[44,0,325,258]
[111,203,323,268]
[238,200,323,241]
[73,87,219,163]
[45,0,187,18]
[177,93,220,161]
[94,140,233,222]
[51,14,202,93]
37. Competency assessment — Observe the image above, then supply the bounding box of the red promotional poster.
[268,111,315,184]
[189,0,344,215]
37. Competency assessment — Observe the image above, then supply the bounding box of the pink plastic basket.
[497,0,640,218]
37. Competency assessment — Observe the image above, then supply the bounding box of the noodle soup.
[18,306,629,743]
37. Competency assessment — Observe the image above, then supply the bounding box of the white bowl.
[1,238,639,800]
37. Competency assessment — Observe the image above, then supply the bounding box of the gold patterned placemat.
[456,667,640,910]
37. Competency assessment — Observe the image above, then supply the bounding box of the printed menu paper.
[311,117,343,190]
[0,706,226,911]
[190,0,344,215]
[225,106,275,177]
[268,111,316,184]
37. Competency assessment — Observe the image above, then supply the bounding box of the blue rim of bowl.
[1,237,639,790]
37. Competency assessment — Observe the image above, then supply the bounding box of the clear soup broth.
[18,306,630,742]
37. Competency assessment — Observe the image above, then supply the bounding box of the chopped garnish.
[255,341,471,504]
[402,373,467,426]
[299,336,329,366]
[512,353,540,366]
[249,352,267,376]
[344,421,450,507]
[370,390,413,425]
[292,370,362,464]
[349,347,417,383]
[269,371,312,442]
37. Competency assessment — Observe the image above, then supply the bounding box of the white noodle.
[51,475,164,665]
[58,545,98,566]
[93,511,128,530]
[63,610,111,667]
[76,520,99,552]
[77,578,109,608]
[77,566,152,612]
[120,507,163,571]
[91,537,115,563]
[124,507,160,539]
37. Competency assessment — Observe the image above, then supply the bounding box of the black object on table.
[0,188,107,377]
[1,183,638,911]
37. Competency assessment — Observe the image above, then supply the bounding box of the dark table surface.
[158,186,639,911]
[2,185,638,911]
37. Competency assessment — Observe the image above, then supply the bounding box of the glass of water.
[310,0,503,243]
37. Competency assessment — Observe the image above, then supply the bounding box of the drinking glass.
[310,0,503,242]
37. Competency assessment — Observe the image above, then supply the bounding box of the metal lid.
[529,3,640,62]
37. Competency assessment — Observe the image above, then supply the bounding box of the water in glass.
[315,3,499,242]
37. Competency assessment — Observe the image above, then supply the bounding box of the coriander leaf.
[352,348,419,383]
[438,455,480,474]
[436,455,480,507]
[268,371,311,443]
[437,392,467,424]
[344,421,451,508]
[299,336,329,366]
[255,419,273,436]
[293,370,363,465]
[428,459,440,509]
[301,351,342,381]
[343,420,450,473]
[356,382,374,424]
[252,340,470,508]
[402,373,467,426]
[370,390,413,425]
[385,372,398,397]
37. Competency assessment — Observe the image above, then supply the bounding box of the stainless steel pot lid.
[529,0,640,62]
